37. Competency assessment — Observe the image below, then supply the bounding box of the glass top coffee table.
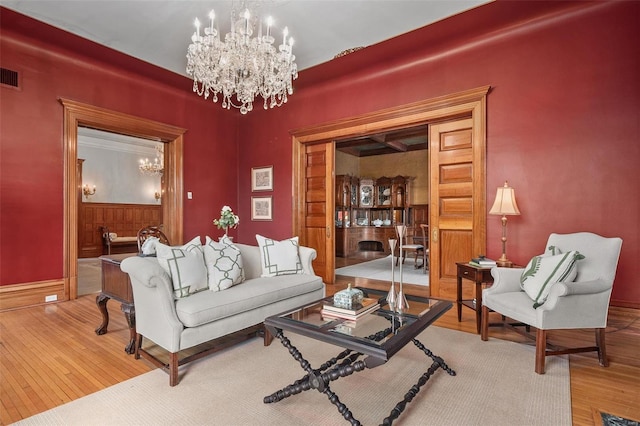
[263,287,455,425]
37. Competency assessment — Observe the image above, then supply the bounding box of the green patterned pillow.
[204,235,244,291]
[520,250,584,308]
[256,234,303,277]
[156,236,207,299]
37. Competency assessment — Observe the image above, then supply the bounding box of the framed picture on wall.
[251,166,273,191]
[251,196,273,221]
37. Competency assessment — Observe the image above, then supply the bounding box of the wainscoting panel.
[79,202,162,258]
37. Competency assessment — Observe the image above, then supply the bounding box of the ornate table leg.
[264,330,366,426]
[121,302,136,354]
[95,293,110,335]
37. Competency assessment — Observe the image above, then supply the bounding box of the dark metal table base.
[264,324,456,425]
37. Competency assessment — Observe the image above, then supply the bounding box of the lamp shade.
[489,181,520,216]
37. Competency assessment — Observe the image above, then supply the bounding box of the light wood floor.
[1,278,639,425]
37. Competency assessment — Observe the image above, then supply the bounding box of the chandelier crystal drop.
[139,145,164,176]
[186,6,298,114]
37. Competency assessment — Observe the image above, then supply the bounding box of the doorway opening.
[62,99,185,300]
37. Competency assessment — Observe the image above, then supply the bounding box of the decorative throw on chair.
[520,249,585,308]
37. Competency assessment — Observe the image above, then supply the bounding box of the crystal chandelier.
[186,5,298,114]
[139,145,164,176]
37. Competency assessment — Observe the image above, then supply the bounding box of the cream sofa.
[120,242,325,386]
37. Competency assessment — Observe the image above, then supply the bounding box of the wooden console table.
[95,253,137,354]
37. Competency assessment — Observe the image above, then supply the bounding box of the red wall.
[0,9,239,286]
[236,1,639,305]
[1,2,638,306]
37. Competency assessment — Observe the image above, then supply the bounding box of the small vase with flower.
[213,205,239,240]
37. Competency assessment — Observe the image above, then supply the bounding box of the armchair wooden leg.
[535,329,547,374]
[596,328,609,367]
[481,305,489,341]
[169,352,179,387]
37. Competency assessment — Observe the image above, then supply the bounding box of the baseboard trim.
[0,279,66,311]
[610,299,639,310]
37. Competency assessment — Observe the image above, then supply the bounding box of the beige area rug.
[77,258,102,295]
[336,255,429,286]
[15,326,570,426]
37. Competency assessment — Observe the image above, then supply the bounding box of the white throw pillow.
[141,236,159,255]
[520,250,584,308]
[204,235,245,291]
[256,234,303,277]
[156,236,207,299]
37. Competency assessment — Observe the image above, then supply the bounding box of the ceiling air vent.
[1,67,20,89]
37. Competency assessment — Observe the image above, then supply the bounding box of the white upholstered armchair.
[481,232,623,374]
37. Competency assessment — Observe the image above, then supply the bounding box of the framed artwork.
[251,196,273,221]
[251,166,273,191]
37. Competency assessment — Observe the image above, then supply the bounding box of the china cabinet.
[335,175,418,257]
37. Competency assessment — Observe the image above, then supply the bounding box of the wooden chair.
[417,224,429,273]
[137,225,169,254]
[395,224,424,267]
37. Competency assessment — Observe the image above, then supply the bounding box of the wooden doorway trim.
[61,99,185,300]
[292,86,490,287]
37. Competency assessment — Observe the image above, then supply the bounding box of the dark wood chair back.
[137,225,169,253]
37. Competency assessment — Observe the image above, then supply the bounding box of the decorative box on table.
[333,283,364,309]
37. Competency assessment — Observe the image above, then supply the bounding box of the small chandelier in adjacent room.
[139,145,164,176]
[186,4,298,114]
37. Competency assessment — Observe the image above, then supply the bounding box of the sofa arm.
[298,245,318,275]
[484,267,524,296]
[120,257,184,353]
[547,278,611,299]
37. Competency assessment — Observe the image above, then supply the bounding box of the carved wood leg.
[95,293,110,335]
[134,334,142,360]
[535,329,547,374]
[121,302,136,354]
[480,305,489,341]
[169,352,179,387]
[596,328,608,367]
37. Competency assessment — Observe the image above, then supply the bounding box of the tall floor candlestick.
[395,225,409,313]
[387,239,397,311]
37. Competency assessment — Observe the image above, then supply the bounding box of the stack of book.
[321,297,380,321]
[469,256,497,267]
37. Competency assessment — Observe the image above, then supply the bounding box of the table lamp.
[489,181,520,267]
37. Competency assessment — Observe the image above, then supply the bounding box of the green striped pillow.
[520,250,584,308]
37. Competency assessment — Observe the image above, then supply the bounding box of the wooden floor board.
[1,277,639,425]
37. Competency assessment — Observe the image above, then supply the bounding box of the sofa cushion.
[256,234,303,277]
[175,274,323,327]
[204,235,245,291]
[156,236,207,299]
[520,250,584,308]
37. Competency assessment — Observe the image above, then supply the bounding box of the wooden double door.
[292,87,489,299]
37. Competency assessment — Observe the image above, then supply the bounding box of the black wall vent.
[1,67,20,88]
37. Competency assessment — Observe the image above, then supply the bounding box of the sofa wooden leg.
[596,328,608,367]
[263,326,274,346]
[134,334,142,360]
[169,352,179,387]
[480,305,489,341]
[535,329,547,374]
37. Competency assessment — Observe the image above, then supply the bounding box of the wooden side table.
[95,253,137,354]
[456,262,494,334]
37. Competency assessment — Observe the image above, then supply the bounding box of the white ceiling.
[2,0,490,76]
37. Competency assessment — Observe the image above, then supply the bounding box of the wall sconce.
[155,191,162,202]
[82,184,96,199]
